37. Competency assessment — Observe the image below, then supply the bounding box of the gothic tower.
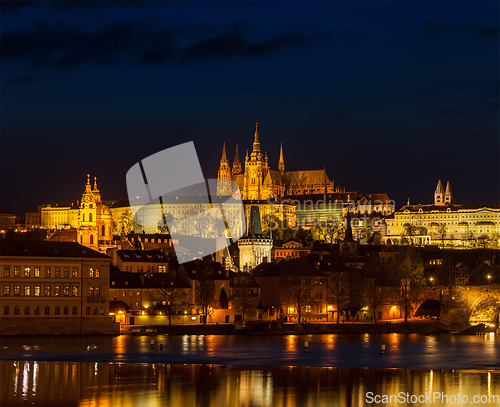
[243,122,268,200]
[278,143,285,175]
[434,180,445,205]
[217,142,233,195]
[232,144,242,175]
[444,181,453,205]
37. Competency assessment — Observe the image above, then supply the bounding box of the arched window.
[14,306,19,315]
[100,307,105,315]
[95,269,100,278]
[89,287,94,296]
[95,287,100,297]
[86,306,90,315]
[34,306,40,315]
[72,306,78,315]
[25,306,29,315]
[45,306,50,315]
[83,213,85,222]
[102,225,105,236]
[93,306,97,315]
[63,306,69,315]
[89,213,93,222]
[90,235,94,245]
[55,306,60,315]
[4,306,9,315]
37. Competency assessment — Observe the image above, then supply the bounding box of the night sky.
[1,1,499,216]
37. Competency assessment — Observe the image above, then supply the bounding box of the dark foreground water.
[1,334,499,406]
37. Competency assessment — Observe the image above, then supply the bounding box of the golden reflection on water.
[1,361,499,407]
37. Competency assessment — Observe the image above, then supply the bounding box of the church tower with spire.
[434,179,445,205]
[77,174,113,252]
[217,142,233,196]
[278,143,285,175]
[232,144,242,175]
[444,181,453,205]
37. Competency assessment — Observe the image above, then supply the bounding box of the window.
[45,286,51,296]
[45,306,50,315]
[316,292,322,299]
[64,268,69,278]
[89,268,94,278]
[14,267,20,277]
[34,286,41,296]
[72,286,78,296]
[83,213,85,222]
[45,267,51,278]
[93,307,97,315]
[14,306,20,315]
[100,307,105,315]
[3,285,10,296]
[89,213,93,222]
[102,225,105,236]
[95,269,100,278]
[14,285,20,296]
[90,235,94,245]
[34,267,40,278]
[63,286,70,296]
[4,267,10,277]
[25,306,30,315]
[95,287,100,297]
[89,287,94,296]
[55,306,60,315]
[55,268,61,278]
[72,306,78,315]
[55,286,60,296]
[72,268,78,278]
[63,306,69,315]
[24,268,30,277]
[34,306,40,315]
[4,306,9,315]
[86,306,90,315]
[24,285,31,296]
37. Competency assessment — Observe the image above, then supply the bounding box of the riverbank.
[119,319,452,335]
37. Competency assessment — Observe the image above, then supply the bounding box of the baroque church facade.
[217,123,336,200]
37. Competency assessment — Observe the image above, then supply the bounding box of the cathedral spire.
[217,142,232,195]
[278,143,285,175]
[222,142,227,161]
[251,122,262,159]
[93,176,98,191]
[434,179,445,205]
[232,144,242,175]
[444,181,453,205]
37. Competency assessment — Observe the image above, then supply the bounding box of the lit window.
[4,267,10,277]
[34,267,40,278]
[34,286,41,296]
[72,286,78,296]
[45,286,51,296]
[3,285,10,296]
[72,268,78,278]
[90,287,94,296]
[45,267,51,277]
[24,285,31,296]
[14,285,20,296]
[95,269,100,278]
[96,287,100,297]
[24,268,30,277]
[55,268,61,278]
[55,286,60,296]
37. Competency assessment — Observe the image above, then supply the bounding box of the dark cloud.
[420,20,499,39]
[184,32,246,60]
[2,19,341,69]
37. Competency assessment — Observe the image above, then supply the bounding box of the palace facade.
[385,181,500,248]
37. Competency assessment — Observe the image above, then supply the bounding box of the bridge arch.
[468,291,500,326]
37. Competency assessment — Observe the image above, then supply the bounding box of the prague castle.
[217,123,336,200]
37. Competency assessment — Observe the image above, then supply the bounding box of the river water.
[1,333,499,406]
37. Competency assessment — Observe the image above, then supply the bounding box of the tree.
[231,273,259,320]
[363,265,386,323]
[118,209,142,234]
[477,234,489,249]
[329,270,350,323]
[390,247,425,322]
[401,223,417,245]
[157,212,173,235]
[435,223,447,249]
[194,263,217,324]
[278,260,320,324]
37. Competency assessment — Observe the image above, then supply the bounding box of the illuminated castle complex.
[217,123,336,200]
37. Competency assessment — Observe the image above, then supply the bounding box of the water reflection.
[2,360,499,407]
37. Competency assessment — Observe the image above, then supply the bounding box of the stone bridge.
[437,284,500,329]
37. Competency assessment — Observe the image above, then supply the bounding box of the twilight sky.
[1,1,499,215]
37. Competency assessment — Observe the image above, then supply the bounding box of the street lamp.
[487,275,491,284]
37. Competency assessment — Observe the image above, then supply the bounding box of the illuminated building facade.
[385,181,500,247]
[217,123,336,200]
[0,240,115,335]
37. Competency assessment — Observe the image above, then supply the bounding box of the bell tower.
[243,122,267,200]
[434,180,445,206]
[217,142,232,196]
